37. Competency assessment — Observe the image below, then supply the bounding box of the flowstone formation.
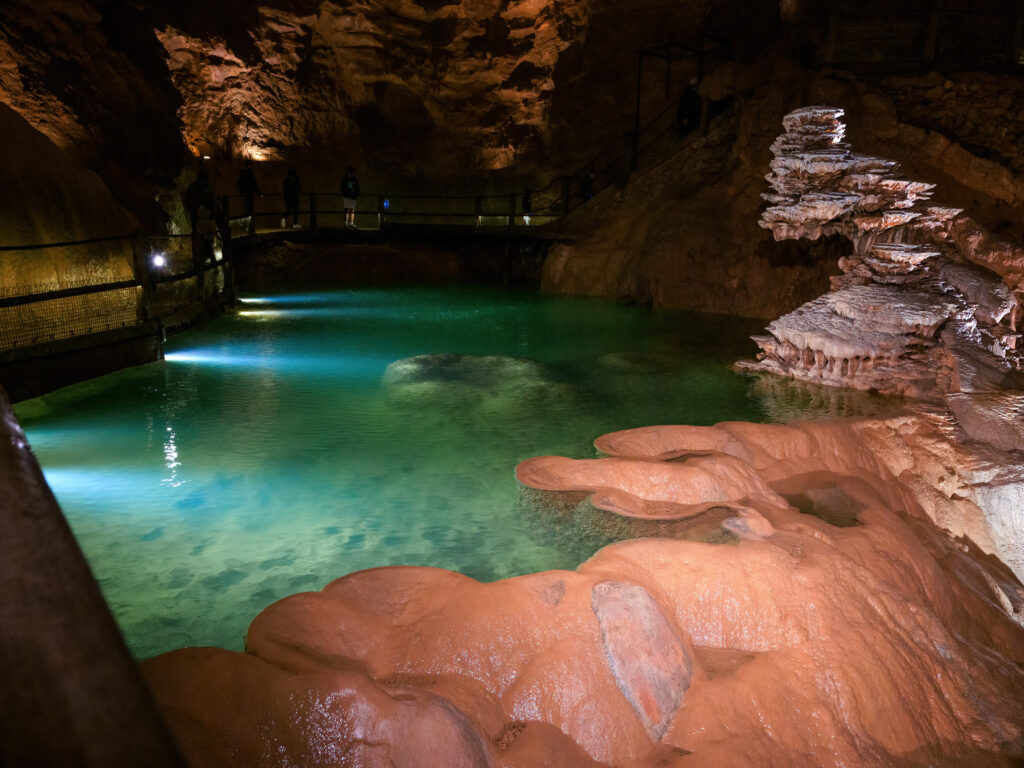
[145,418,1024,767]
[741,106,1024,398]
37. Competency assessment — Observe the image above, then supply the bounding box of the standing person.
[579,169,596,201]
[235,158,261,221]
[521,188,532,226]
[677,77,701,138]
[341,167,360,230]
[282,168,301,228]
[184,167,216,228]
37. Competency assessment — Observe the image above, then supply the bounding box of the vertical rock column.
[739,106,1022,398]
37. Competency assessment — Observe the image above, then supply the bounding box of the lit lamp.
[151,252,167,269]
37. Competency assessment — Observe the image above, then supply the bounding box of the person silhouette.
[184,167,216,228]
[580,169,596,201]
[235,159,261,221]
[282,168,301,228]
[341,167,360,229]
[677,77,701,138]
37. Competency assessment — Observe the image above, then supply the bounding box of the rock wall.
[0,0,188,228]
[0,103,138,291]
[150,0,735,190]
[541,69,846,320]
[541,63,1024,319]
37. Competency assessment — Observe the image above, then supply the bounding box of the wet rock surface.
[590,581,693,741]
[145,417,1024,767]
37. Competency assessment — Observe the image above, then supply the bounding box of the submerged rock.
[382,353,573,413]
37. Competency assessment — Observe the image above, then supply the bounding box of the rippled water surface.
[16,287,898,658]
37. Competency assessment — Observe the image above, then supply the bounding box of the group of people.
[229,162,361,230]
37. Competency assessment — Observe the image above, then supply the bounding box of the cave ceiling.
[0,0,730,186]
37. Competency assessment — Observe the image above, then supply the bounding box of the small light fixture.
[202,155,211,160]
[152,253,167,268]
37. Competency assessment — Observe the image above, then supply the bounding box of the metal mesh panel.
[0,285,142,349]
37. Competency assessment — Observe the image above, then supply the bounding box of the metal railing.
[0,228,235,353]
[0,68,727,355]
[221,89,723,238]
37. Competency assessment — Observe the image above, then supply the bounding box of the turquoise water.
[15,287,895,659]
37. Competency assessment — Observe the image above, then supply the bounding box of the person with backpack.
[341,167,360,230]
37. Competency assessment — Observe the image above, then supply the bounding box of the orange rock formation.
[144,417,1024,767]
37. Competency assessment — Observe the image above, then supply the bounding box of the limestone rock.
[145,417,1024,767]
[744,106,1024,397]
[947,392,1024,453]
[590,581,693,741]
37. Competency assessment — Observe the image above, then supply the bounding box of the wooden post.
[309,192,318,229]
[508,193,516,227]
[247,194,256,236]
[474,195,482,227]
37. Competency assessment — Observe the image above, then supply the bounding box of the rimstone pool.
[15,287,898,659]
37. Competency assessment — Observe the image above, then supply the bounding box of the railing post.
[561,177,570,215]
[508,193,516,227]
[131,230,154,323]
[219,217,235,303]
[923,5,939,65]
[309,192,318,229]
[474,195,482,227]
[191,229,206,318]
[247,194,256,236]
[378,194,386,228]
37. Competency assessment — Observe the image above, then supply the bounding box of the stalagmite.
[740,106,1024,397]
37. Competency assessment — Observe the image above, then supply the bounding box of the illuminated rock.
[153,0,588,174]
[144,417,1024,767]
[745,106,1024,397]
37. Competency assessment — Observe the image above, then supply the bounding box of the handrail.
[0,279,140,308]
[0,233,136,252]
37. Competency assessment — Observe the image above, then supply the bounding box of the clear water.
[15,287,898,659]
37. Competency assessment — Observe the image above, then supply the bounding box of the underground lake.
[14,286,902,658]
